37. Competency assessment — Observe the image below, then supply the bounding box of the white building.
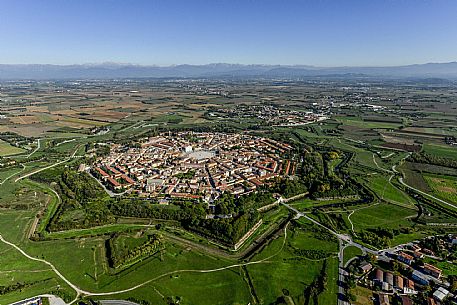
[433,287,449,303]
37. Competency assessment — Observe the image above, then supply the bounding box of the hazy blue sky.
[0,0,456,66]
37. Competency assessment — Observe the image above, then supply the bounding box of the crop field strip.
[0,78,457,304]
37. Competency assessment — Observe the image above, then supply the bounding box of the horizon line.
[0,61,456,68]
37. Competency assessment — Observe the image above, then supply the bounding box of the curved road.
[390,155,457,211]
[3,147,427,304]
[0,222,290,303]
[14,143,81,182]
[0,164,26,185]
[0,234,84,303]
[398,177,457,210]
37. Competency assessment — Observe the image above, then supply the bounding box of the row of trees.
[357,227,407,249]
[109,199,206,222]
[0,279,50,295]
[215,191,275,215]
[186,210,260,245]
[293,249,332,260]
[107,234,163,268]
[272,178,308,198]
[410,152,457,168]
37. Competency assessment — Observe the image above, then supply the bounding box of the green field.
[0,139,26,156]
[20,231,252,304]
[365,175,415,208]
[350,203,417,231]
[352,286,375,305]
[424,173,457,205]
[0,166,24,183]
[390,232,429,246]
[288,197,356,211]
[338,117,403,130]
[423,143,457,160]
[246,219,338,305]
[343,246,363,265]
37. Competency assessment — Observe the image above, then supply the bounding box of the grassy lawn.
[0,210,77,302]
[366,175,415,208]
[424,257,457,276]
[153,267,250,305]
[355,151,379,170]
[343,246,363,265]
[35,187,59,234]
[0,178,52,212]
[0,139,26,156]
[288,197,355,211]
[350,203,417,231]
[20,234,250,304]
[247,219,339,305]
[0,166,24,182]
[391,232,429,246]
[0,199,252,304]
[352,286,375,305]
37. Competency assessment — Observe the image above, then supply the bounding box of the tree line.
[107,234,163,268]
[410,152,457,169]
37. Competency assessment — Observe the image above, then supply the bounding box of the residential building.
[374,269,384,283]
[412,270,429,285]
[397,252,414,265]
[360,262,372,273]
[423,263,442,279]
[433,287,449,303]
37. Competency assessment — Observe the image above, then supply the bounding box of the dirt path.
[14,158,70,182]
[0,223,290,302]
[0,234,84,303]
[399,177,457,210]
[0,164,26,185]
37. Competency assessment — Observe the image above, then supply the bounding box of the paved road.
[0,222,290,304]
[372,153,393,174]
[280,200,382,305]
[27,138,41,158]
[14,158,70,182]
[14,143,81,182]
[398,177,457,210]
[337,240,350,305]
[0,234,84,304]
[0,164,25,185]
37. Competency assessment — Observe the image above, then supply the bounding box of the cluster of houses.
[366,264,450,305]
[211,104,327,126]
[94,164,135,190]
[373,268,416,294]
[93,132,294,202]
[358,240,454,305]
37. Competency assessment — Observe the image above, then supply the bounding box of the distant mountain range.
[1,62,457,80]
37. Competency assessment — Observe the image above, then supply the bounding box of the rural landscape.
[0,75,456,305]
[2,1,457,305]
